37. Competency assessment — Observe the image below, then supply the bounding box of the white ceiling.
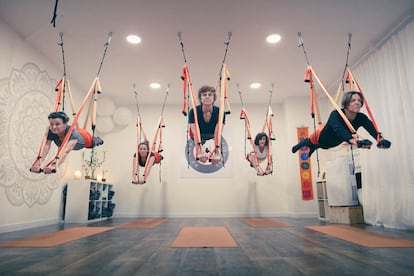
[1,0,414,107]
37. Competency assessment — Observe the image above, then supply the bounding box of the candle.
[74,170,82,180]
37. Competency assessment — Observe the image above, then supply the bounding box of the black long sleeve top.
[318,109,378,149]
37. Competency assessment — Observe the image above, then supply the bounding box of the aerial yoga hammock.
[30,32,112,174]
[239,84,275,176]
[131,84,169,185]
[178,32,232,168]
[292,32,391,175]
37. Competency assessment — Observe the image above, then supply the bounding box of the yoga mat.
[240,218,292,227]
[171,226,238,248]
[115,218,167,228]
[305,225,414,248]
[0,227,113,248]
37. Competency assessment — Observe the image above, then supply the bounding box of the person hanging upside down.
[188,85,225,164]
[131,141,163,185]
[246,132,273,176]
[30,111,104,174]
[292,91,391,157]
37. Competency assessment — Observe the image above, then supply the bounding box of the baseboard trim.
[0,218,60,234]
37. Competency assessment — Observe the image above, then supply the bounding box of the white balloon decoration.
[96,116,114,133]
[97,98,115,116]
[113,107,133,126]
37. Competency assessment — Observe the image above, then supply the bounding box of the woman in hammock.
[30,111,104,174]
[188,85,225,164]
[131,141,163,185]
[246,132,273,176]
[292,91,391,157]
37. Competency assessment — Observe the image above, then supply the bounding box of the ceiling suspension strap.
[177,32,189,117]
[44,77,100,172]
[55,34,79,126]
[213,32,232,163]
[346,68,382,142]
[240,107,262,174]
[339,34,381,141]
[50,0,59,28]
[133,85,169,183]
[265,106,274,170]
[44,33,112,173]
[31,33,75,171]
[30,126,50,171]
[262,84,275,171]
[341,33,353,93]
[155,84,169,153]
[133,84,148,142]
[220,32,232,117]
[238,84,272,176]
[178,32,203,159]
[213,63,229,162]
[142,117,163,182]
[96,32,112,78]
[238,83,248,158]
[132,84,145,184]
[55,32,67,112]
[310,67,357,136]
[298,32,357,137]
[133,115,142,184]
[299,32,322,126]
[238,84,259,167]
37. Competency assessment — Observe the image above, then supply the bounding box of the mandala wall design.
[0,63,63,207]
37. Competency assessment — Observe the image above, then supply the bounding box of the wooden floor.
[1,217,414,275]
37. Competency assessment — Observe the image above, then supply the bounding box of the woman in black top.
[292,91,391,156]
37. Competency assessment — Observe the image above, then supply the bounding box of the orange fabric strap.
[133,117,141,182]
[181,67,188,116]
[240,107,272,173]
[240,108,259,166]
[304,68,322,125]
[182,64,202,157]
[215,64,230,149]
[45,77,101,169]
[346,68,381,142]
[31,126,50,167]
[53,78,64,112]
[262,106,274,167]
[142,116,164,181]
[33,77,77,167]
[308,66,357,136]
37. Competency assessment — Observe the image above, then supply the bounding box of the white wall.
[0,20,64,232]
[0,20,86,233]
[88,101,318,219]
[2,15,413,232]
[16,15,414,232]
[0,18,319,233]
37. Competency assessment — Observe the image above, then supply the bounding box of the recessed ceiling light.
[150,82,161,89]
[250,82,261,89]
[126,34,142,44]
[266,34,281,44]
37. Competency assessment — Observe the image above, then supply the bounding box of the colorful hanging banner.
[296,127,314,200]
